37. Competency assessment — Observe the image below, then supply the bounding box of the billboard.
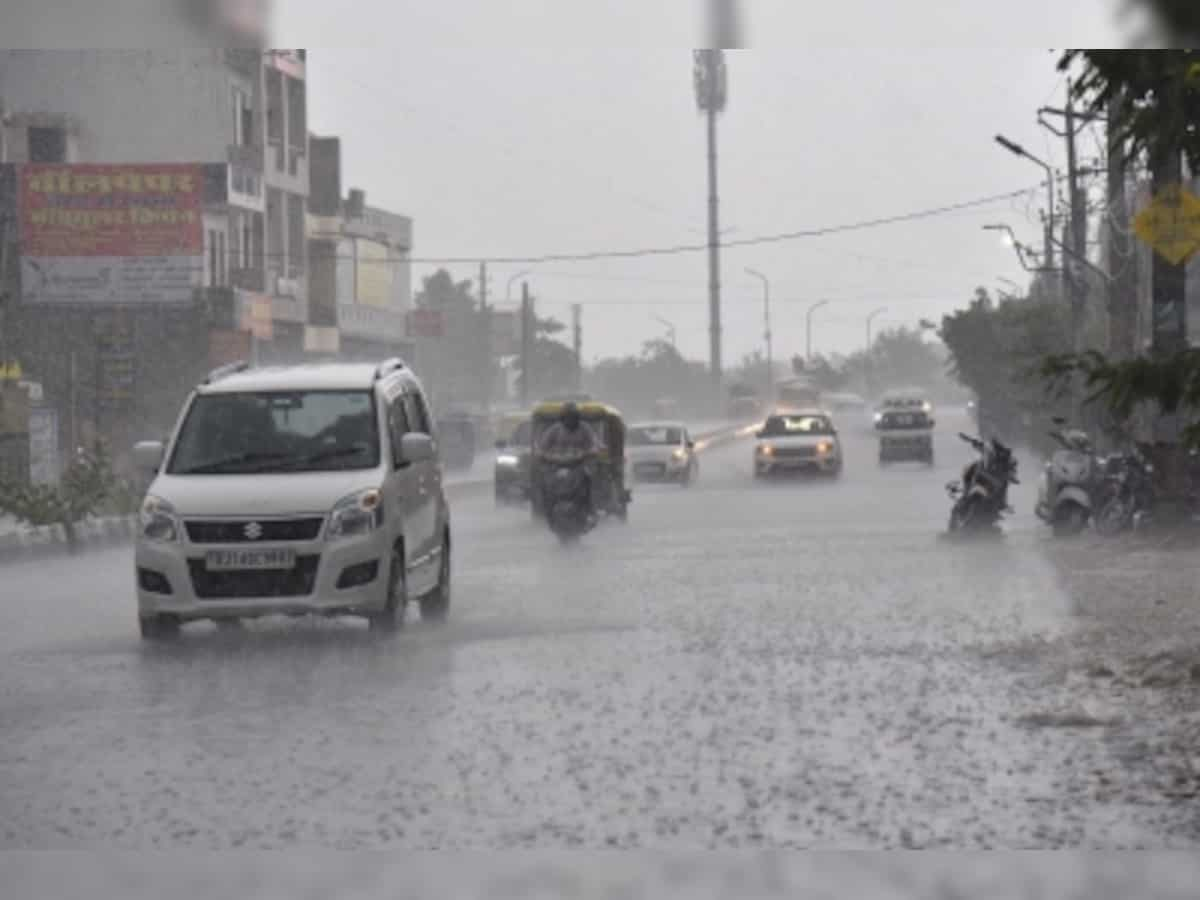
[19,164,204,305]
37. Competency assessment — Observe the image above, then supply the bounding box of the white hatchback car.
[133,359,450,639]
[627,422,699,486]
[753,409,844,478]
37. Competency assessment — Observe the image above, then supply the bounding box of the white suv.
[133,359,450,639]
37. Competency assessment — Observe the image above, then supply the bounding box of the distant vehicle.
[774,377,822,413]
[627,422,699,486]
[754,410,843,479]
[493,416,533,506]
[876,405,936,466]
[132,359,451,639]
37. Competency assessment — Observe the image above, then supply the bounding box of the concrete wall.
[0,50,239,164]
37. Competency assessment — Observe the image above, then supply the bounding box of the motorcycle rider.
[536,402,601,517]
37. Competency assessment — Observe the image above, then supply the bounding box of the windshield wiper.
[179,451,290,475]
[280,444,372,470]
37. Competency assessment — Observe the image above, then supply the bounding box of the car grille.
[185,518,324,544]
[188,555,320,599]
[774,446,817,459]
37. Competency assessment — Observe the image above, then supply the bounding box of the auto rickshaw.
[528,400,631,522]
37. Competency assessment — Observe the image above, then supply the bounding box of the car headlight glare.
[328,488,384,540]
[496,454,520,467]
[140,494,180,543]
[817,441,834,455]
[672,448,687,461]
[758,444,774,457]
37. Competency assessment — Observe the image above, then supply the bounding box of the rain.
[5,2,1200,890]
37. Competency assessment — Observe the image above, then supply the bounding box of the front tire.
[139,614,180,641]
[370,546,406,633]
[1052,503,1088,538]
[419,535,451,624]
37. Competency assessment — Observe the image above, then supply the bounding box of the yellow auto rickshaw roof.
[532,400,622,419]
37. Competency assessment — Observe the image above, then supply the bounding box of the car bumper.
[757,456,839,474]
[135,531,390,621]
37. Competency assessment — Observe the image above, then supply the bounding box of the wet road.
[2,413,1198,849]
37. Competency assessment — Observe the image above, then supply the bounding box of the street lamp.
[506,270,532,302]
[983,224,1044,273]
[866,306,887,397]
[994,134,1056,269]
[745,268,773,394]
[652,314,677,349]
[805,299,831,364]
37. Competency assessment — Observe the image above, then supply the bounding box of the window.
[28,127,67,162]
[217,230,227,286]
[208,229,219,287]
[403,391,431,435]
[242,221,252,268]
[388,395,411,468]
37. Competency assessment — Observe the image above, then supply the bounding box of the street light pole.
[805,299,831,363]
[995,134,1056,270]
[506,270,531,303]
[745,268,772,395]
[694,49,728,409]
[866,306,888,398]
[651,315,677,349]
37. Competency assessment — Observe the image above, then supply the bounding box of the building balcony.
[227,143,264,172]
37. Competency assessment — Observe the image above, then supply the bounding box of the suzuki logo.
[243,521,264,541]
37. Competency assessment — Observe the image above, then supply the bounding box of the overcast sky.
[279,2,1119,364]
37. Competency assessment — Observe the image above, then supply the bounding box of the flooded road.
[3,413,1199,848]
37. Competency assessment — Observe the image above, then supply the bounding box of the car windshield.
[167,391,380,474]
[761,415,833,437]
[629,426,682,446]
[879,410,931,429]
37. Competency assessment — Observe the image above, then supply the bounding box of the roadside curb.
[0,515,137,564]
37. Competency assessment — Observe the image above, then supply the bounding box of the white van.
[132,359,450,639]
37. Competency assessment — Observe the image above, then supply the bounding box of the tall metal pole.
[806,299,831,363]
[695,49,727,410]
[706,102,722,398]
[506,270,530,303]
[866,306,887,398]
[520,281,532,407]
[479,260,491,415]
[995,135,1055,270]
[571,303,582,393]
[745,268,772,396]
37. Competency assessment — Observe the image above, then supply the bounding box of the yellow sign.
[0,361,23,381]
[1133,185,1200,265]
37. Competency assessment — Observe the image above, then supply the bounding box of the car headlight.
[328,488,384,540]
[140,494,181,543]
[817,440,834,455]
[757,444,774,456]
[672,448,687,461]
[496,454,521,467]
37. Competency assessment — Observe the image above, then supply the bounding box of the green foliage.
[1042,349,1200,446]
[1061,49,1200,168]
[0,445,115,542]
[941,288,1072,440]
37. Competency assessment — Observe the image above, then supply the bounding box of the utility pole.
[571,303,582,394]
[520,281,532,407]
[1106,91,1136,360]
[745,268,773,397]
[478,260,491,415]
[866,307,888,398]
[806,299,831,364]
[694,49,728,409]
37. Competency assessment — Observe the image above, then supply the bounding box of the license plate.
[205,548,296,571]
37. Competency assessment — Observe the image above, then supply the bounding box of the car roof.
[198,362,408,394]
[769,407,829,418]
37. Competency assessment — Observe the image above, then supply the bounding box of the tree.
[0,445,115,548]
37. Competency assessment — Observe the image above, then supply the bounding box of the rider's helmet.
[562,401,581,432]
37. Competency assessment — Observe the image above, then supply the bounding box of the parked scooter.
[1095,446,1156,536]
[946,433,1019,534]
[1035,424,1102,537]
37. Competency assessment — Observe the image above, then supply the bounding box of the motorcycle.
[540,452,596,542]
[1095,447,1155,536]
[1035,426,1101,537]
[946,433,1019,534]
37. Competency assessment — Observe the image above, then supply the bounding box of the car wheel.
[370,546,406,633]
[419,534,451,624]
[1052,503,1088,538]
[139,614,180,641]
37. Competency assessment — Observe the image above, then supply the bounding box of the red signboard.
[19,163,204,305]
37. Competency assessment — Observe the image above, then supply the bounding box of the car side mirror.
[133,440,164,473]
[494,439,508,450]
[399,433,435,465]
